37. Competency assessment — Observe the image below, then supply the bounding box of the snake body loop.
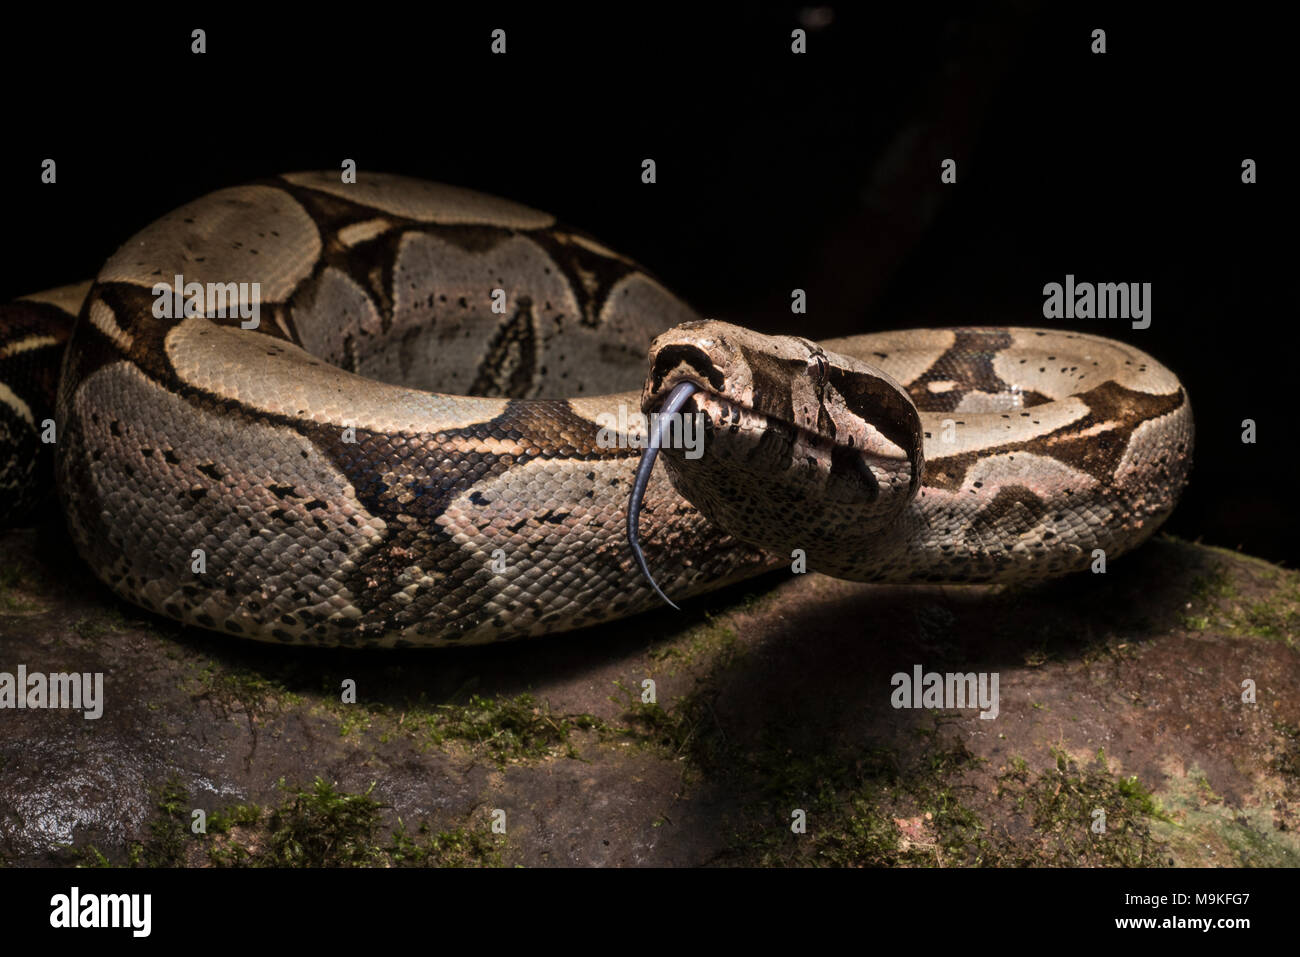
[0,173,1193,647]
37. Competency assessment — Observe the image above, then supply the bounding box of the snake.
[0,172,1193,648]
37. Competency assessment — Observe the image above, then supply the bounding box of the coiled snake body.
[0,173,1192,647]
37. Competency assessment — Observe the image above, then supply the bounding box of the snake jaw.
[627,379,701,610]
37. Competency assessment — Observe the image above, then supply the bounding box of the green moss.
[615,685,698,752]
[417,693,604,765]
[1080,634,1140,666]
[1149,763,1300,866]
[0,564,39,612]
[337,707,372,737]
[77,846,112,868]
[266,777,383,867]
[124,777,190,868]
[1237,596,1300,642]
[1180,567,1233,633]
[203,803,264,866]
[1275,722,1300,779]
[206,842,252,867]
[1180,560,1299,645]
[196,779,504,867]
[647,610,741,672]
[1192,567,1236,602]
[742,733,991,867]
[62,780,506,868]
[994,748,1169,866]
[308,688,612,765]
[386,820,504,867]
[182,658,305,714]
[72,608,128,639]
[636,702,995,867]
[207,803,261,834]
[816,796,904,864]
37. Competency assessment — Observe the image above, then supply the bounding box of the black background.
[0,863,1285,942]
[1,6,1291,563]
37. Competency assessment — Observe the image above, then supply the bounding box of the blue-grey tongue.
[626,380,700,610]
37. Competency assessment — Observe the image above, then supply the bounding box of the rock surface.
[1,519,1297,867]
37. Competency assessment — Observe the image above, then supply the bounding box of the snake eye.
[810,354,828,387]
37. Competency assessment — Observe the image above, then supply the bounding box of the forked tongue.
[626,380,700,609]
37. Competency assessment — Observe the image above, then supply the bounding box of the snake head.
[629,320,923,601]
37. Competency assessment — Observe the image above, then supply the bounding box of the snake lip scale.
[0,172,1193,648]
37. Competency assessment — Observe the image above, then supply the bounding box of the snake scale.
[0,172,1193,648]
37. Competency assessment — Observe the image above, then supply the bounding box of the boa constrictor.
[0,172,1193,648]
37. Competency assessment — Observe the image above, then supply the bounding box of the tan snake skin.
[0,172,1193,647]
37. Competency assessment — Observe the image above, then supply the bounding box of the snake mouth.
[688,388,885,497]
[627,380,886,609]
[649,378,886,487]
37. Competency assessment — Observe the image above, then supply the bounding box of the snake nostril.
[650,345,725,392]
